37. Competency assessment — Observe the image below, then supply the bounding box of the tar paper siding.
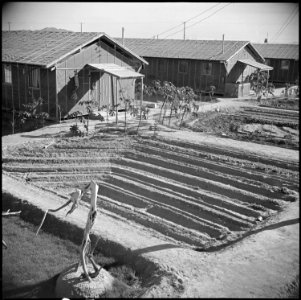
[264,58,299,84]
[139,45,259,96]
[56,39,139,117]
[2,63,52,113]
[141,57,228,94]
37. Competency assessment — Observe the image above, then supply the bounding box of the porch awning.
[87,63,144,79]
[238,59,273,71]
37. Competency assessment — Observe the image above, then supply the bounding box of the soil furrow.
[99,181,227,236]
[111,166,262,219]
[102,175,254,231]
[116,158,281,210]
[146,136,299,171]
[133,143,297,187]
[120,153,285,201]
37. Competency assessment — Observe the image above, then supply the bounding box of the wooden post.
[266,70,269,97]
[256,68,260,98]
[141,76,144,110]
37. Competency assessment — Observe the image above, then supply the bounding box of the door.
[90,71,101,106]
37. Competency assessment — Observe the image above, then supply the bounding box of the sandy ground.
[2,97,299,297]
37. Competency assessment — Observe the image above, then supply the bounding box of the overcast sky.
[2,2,299,43]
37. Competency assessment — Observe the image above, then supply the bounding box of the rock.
[257,216,263,221]
[55,263,130,298]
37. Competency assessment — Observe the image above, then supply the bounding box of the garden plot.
[190,105,299,149]
[2,133,299,250]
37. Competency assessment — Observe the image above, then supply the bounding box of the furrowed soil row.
[115,158,282,211]
[241,106,299,116]
[98,181,229,236]
[103,175,254,230]
[2,164,111,173]
[99,196,212,248]
[146,136,299,172]
[132,143,297,188]
[2,156,113,164]
[134,138,299,182]
[34,170,264,220]
[120,153,286,201]
[110,166,263,218]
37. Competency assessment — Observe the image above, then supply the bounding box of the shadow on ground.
[196,218,299,252]
[2,274,59,299]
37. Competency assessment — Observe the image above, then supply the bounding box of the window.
[178,61,188,73]
[3,64,12,84]
[28,67,40,88]
[201,62,212,75]
[281,60,290,70]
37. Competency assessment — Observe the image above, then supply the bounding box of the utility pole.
[183,22,186,40]
[80,22,83,33]
[8,22,11,31]
[122,27,124,45]
[157,35,159,39]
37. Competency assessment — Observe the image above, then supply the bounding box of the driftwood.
[2,210,21,217]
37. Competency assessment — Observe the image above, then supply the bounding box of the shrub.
[69,124,83,136]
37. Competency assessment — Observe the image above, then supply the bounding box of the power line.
[163,3,232,39]
[271,5,297,41]
[185,2,222,23]
[271,5,298,42]
[152,2,223,39]
[186,3,232,31]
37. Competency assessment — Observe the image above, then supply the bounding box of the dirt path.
[2,101,299,297]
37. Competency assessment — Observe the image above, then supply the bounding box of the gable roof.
[2,31,148,68]
[253,43,299,60]
[114,38,265,62]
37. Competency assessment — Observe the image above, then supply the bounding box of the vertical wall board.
[119,78,135,101]
[47,69,50,114]
[47,69,57,117]
[195,61,200,91]
[64,61,68,112]
[272,59,278,82]
[83,46,92,64]
[11,64,19,109]
[56,69,66,116]
[40,68,49,113]
[5,85,13,109]
[17,65,21,109]
[2,84,7,108]
[227,46,257,74]
[166,58,170,78]
[24,65,28,104]
[292,60,299,84]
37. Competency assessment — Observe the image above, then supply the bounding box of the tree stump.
[55,263,130,298]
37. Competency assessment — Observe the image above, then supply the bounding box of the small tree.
[177,86,196,128]
[249,70,271,100]
[142,81,197,128]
